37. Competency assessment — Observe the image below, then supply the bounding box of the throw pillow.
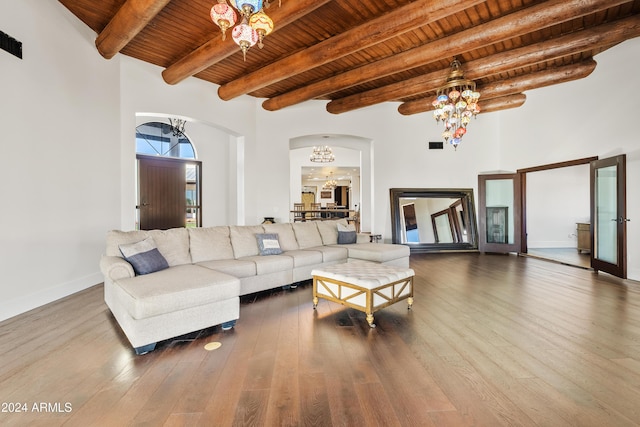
[256,233,283,255]
[337,223,357,244]
[119,237,169,275]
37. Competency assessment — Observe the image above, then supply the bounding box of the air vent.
[1,30,22,59]
[429,141,444,150]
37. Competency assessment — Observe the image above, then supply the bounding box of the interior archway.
[289,134,373,232]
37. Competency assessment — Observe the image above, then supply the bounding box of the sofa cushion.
[106,228,191,266]
[256,233,283,255]
[230,225,264,258]
[239,255,293,275]
[316,219,348,245]
[342,243,410,263]
[189,226,234,263]
[282,250,323,267]
[196,259,257,278]
[147,228,192,266]
[118,237,169,276]
[292,222,323,249]
[305,246,348,263]
[263,223,299,251]
[114,264,239,319]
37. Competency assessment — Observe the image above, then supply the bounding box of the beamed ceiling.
[58,0,640,116]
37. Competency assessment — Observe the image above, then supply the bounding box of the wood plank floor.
[1,253,640,426]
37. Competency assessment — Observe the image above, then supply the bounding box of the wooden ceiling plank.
[217,0,486,100]
[162,0,331,85]
[397,59,597,115]
[326,15,640,114]
[262,0,628,111]
[95,0,172,60]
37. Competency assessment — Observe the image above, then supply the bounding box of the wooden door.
[138,155,186,230]
[591,155,627,278]
[478,173,522,253]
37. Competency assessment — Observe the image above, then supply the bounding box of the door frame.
[590,154,627,278]
[478,173,522,253]
[517,157,598,254]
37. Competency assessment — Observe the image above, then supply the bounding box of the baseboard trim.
[0,273,102,322]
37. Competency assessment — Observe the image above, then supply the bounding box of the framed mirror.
[390,188,479,253]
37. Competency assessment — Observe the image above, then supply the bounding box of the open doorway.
[519,158,595,269]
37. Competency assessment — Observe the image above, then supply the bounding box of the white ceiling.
[301,166,360,182]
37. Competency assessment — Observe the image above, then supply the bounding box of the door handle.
[612,217,631,223]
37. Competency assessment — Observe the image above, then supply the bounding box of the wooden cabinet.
[576,223,591,253]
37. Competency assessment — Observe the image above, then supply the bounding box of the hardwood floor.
[1,253,640,426]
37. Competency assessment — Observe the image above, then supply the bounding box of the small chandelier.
[210,1,279,60]
[323,173,337,190]
[432,59,481,150]
[310,146,335,163]
[168,118,186,137]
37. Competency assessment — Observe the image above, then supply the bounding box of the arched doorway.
[135,121,201,230]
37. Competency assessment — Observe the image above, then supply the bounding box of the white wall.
[0,0,121,320]
[499,38,640,279]
[255,101,500,239]
[526,165,590,248]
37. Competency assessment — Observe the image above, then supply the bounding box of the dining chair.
[293,203,305,221]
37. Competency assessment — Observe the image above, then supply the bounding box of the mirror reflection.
[391,188,478,253]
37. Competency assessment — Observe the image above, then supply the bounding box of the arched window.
[135,121,201,229]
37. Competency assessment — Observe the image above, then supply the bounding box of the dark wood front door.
[138,155,186,230]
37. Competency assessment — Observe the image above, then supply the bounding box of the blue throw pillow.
[119,237,169,275]
[256,233,283,255]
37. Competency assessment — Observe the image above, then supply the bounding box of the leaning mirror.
[390,188,479,253]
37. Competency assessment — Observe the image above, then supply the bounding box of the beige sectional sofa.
[100,219,409,354]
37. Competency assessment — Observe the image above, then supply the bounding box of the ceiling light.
[168,118,186,137]
[432,59,481,150]
[210,1,277,60]
[309,145,335,163]
[323,173,338,190]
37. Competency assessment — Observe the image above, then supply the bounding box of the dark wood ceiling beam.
[95,0,171,60]
[217,0,485,100]
[162,0,329,85]
[262,0,627,112]
[476,94,527,114]
[327,15,640,114]
[397,59,597,116]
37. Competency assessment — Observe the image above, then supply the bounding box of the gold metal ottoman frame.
[312,273,414,328]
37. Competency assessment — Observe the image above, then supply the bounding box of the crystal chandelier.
[309,146,335,163]
[323,173,337,190]
[210,1,279,60]
[432,59,481,150]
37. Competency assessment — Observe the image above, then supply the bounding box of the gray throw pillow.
[256,233,283,255]
[337,222,357,244]
[337,230,357,244]
[119,237,169,275]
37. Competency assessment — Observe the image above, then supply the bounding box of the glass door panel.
[591,155,627,278]
[478,173,522,253]
[595,165,617,264]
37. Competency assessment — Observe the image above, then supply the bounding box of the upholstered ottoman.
[311,261,414,327]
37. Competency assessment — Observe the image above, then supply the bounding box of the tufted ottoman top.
[311,260,414,289]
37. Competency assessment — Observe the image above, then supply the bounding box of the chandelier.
[168,118,186,137]
[323,173,337,190]
[309,146,335,163]
[210,1,280,60]
[432,59,481,150]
